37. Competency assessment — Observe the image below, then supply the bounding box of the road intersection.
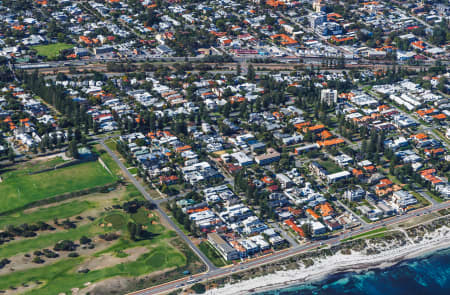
[98,137,450,295]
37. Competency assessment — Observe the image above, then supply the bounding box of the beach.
[206,225,450,295]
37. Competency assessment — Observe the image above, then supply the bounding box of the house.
[156,45,174,55]
[333,154,353,167]
[306,208,320,220]
[321,89,338,105]
[94,45,114,55]
[310,221,327,235]
[276,173,293,189]
[327,171,351,184]
[309,161,328,178]
[295,143,320,154]
[231,151,254,166]
[284,219,305,238]
[159,175,178,185]
[323,217,342,231]
[391,190,417,211]
[255,148,280,165]
[344,188,365,202]
[207,233,239,261]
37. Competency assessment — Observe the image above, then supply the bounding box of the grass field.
[32,43,73,59]
[0,160,116,214]
[0,151,199,294]
[342,227,388,242]
[0,186,190,294]
[0,200,94,229]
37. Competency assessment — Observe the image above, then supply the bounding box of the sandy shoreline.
[206,226,450,295]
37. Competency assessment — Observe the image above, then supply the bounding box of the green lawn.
[32,43,73,59]
[0,161,116,214]
[198,241,228,267]
[318,160,342,174]
[131,207,153,224]
[104,213,127,229]
[124,184,143,200]
[100,151,121,175]
[128,167,138,175]
[93,144,121,175]
[0,200,94,229]
[342,227,387,242]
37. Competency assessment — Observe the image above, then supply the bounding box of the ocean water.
[254,247,450,295]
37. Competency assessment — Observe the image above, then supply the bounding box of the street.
[99,139,217,272]
[98,137,450,295]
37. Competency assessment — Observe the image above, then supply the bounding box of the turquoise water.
[254,247,450,295]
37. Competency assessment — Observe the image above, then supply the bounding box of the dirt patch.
[28,153,68,164]
[76,246,150,272]
[0,238,117,276]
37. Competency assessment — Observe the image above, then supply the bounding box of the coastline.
[206,226,450,295]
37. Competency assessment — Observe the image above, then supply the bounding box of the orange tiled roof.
[176,145,192,152]
[432,113,446,120]
[411,133,428,140]
[306,208,319,220]
[317,138,345,147]
[270,34,297,45]
[320,130,333,139]
[284,219,305,237]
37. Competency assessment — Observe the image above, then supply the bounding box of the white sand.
[207,226,450,295]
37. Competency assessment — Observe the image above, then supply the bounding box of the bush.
[80,236,91,245]
[99,233,119,241]
[191,283,206,294]
[0,258,11,269]
[43,249,59,258]
[32,256,45,264]
[54,240,76,251]
[68,252,79,258]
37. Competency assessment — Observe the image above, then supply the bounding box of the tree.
[301,223,312,239]
[128,222,137,241]
[247,64,255,81]
[7,147,14,163]
[67,140,79,159]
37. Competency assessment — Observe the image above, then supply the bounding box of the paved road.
[98,134,450,295]
[99,139,217,272]
[128,198,449,295]
[417,189,438,206]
